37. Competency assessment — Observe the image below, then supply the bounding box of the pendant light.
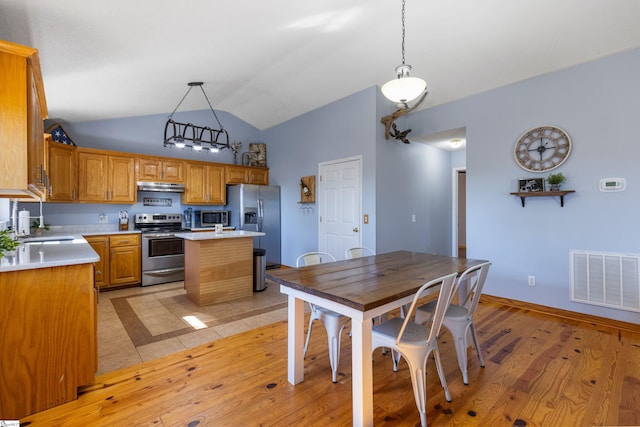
[381,0,427,105]
[163,82,230,153]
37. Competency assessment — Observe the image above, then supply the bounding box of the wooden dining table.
[265,250,488,427]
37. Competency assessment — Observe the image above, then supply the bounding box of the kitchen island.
[175,230,265,306]
[0,236,99,419]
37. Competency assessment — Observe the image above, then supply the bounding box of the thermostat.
[599,178,626,192]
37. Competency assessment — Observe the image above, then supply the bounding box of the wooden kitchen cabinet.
[85,235,109,288]
[109,234,141,286]
[183,161,226,205]
[47,136,77,201]
[85,234,140,289]
[225,165,269,185]
[77,149,136,203]
[0,263,96,419]
[136,156,185,183]
[0,40,49,200]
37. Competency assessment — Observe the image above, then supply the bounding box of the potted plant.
[547,172,566,191]
[0,229,19,258]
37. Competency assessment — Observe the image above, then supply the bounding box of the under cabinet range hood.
[137,182,185,193]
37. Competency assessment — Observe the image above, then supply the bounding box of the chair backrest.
[296,252,336,267]
[456,262,491,315]
[345,247,376,259]
[396,272,458,345]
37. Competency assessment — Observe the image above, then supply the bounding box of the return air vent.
[570,250,640,313]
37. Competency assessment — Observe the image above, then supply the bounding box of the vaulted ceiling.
[2,1,640,131]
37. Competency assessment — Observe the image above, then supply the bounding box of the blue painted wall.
[9,47,640,324]
[404,47,640,324]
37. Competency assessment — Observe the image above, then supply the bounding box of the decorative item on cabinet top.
[299,175,315,204]
[249,143,267,167]
[45,123,76,146]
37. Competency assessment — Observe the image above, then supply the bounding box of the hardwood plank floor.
[21,297,640,426]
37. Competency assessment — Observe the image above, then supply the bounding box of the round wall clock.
[514,125,572,172]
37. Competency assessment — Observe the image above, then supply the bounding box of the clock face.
[514,126,572,172]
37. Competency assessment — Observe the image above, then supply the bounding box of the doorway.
[318,156,362,260]
[452,168,466,257]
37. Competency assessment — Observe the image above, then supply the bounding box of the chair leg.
[303,317,315,359]
[453,329,469,385]
[469,323,485,367]
[432,348,452,402]
[405,358,428,427]
[325,317,347,383]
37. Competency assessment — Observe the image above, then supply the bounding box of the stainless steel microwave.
[194,210,230,228]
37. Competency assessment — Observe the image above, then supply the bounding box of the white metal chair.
[414,262,491,385]
[372,272,458,427]
[296,252,349,383]
[345,247,375,259]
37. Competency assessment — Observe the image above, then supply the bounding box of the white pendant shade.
[381,75,426,103]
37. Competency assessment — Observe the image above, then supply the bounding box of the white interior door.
[318,156,362,260]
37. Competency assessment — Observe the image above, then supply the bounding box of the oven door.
[142,234,184,271]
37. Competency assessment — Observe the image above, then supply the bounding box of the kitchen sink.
[21,235,75,244]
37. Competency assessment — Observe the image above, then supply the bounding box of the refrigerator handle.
[257,199,264,232]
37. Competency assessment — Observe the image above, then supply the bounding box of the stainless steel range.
[134,213,185,286]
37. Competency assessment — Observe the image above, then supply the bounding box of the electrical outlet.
[528,276,536,286]
[411,214,416,223]
[98,213,108,224]
[363,214,369,224]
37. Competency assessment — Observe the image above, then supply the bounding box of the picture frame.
[249,143,267,167]
[518,178,545,192]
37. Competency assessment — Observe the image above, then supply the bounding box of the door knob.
[353,227,359,232]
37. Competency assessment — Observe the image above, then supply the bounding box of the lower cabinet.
[85,234,141,289]
[0,263,96,419]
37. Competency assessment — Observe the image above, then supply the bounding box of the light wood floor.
[22,296,640,426]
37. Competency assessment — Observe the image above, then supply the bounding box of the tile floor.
[97,280,288,375]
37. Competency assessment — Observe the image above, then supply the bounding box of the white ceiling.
[2,0,640,135]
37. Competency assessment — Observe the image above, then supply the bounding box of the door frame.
[451,167,466,257]
[318,155,363,258]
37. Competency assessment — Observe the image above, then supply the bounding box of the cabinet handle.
[72,188,76,200]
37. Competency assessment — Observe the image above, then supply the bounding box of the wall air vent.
[570,250,640,313]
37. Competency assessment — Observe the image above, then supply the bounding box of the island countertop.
[175,230,265,240]
[0,236,99,272]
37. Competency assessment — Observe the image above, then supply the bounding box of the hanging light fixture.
[163,82,230,153]
[381,0,427,105]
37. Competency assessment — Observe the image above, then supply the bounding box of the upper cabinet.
[77,148,136,203]
[136,157,184,183]
[0,40,49,200]
[47,137,77,202]
[225,165,269,185]
[183,162,225,205]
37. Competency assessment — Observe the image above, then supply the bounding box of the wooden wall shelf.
[510,190,575,207]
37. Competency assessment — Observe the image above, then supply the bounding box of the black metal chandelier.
[163,82,230,153]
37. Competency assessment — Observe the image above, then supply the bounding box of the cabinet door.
[208,165,226,204]
[137,157,161,181]
[48,140,77,201]
[110,245,141,285]
[85,236,109,288]
[78,152,107,202]
[27,65,47,198]
[183,163,208,204]
[250,168,269,185]
[109,155,135,203]
[162,160,184,182]
[225,165,248,184]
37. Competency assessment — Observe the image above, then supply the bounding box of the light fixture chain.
[401,0,406,65]
[198,85,225,130]
[168,85,194,119]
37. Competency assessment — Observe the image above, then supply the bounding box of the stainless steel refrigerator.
[227,184,281,268]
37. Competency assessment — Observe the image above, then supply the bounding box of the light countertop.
[176,230,265,241]
[0,235,99,272]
